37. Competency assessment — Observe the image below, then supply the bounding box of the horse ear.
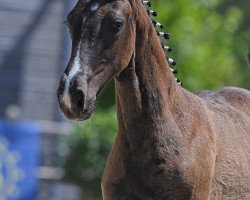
[75,0,91,8]
[67,0,91,19]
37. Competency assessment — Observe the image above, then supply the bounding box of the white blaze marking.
[63,49,81,109]
[90,3,99,11]
[68,50,81,83]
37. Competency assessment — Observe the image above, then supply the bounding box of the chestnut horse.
[57,0,250,199]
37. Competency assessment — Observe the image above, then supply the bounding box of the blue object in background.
[0,120,40,200]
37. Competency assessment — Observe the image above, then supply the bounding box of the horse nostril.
[75,89,85,109]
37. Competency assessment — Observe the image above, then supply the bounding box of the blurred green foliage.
[63,0,250,199]
[63,108,117,199]
[155,0,250,91]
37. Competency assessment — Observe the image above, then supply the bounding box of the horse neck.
[115,10,184,147]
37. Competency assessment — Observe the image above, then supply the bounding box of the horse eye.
[112,19,123,32]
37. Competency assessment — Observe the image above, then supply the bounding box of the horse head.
[57,0,139,120]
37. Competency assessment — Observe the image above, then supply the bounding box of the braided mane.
[142,0,182,85]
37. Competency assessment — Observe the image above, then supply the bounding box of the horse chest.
[106,161,192,200]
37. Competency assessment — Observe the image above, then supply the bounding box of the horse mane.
[142,0,182,85]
